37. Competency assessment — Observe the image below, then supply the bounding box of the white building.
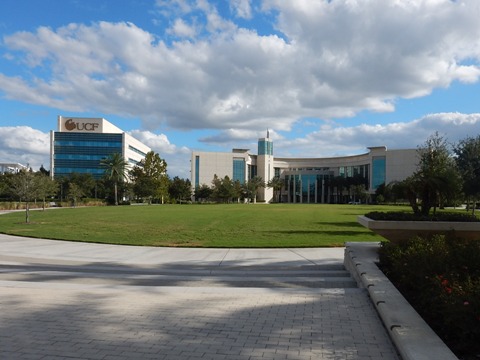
[50,116,151,179]
[191,135,417,203]
[0,163,27,174]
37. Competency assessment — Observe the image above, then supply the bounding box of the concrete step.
[0,262,357,288]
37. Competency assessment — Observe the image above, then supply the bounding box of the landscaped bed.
[378,235,480,359]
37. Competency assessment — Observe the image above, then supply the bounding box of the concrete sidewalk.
[0,234,400,359]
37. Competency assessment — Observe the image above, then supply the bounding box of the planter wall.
[358,215,480,243]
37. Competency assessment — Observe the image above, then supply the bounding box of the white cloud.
[128,130,191,178]
[275,112,480,158]
[230,0,253,19]
[0,1,479,134]
[167,18,198,38]
[0,126,50,169]
[128,129,188,155]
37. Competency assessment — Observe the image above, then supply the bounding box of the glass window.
[258,139,273,155]
[53,132,123,179]
[195,156,200,188]
[128,145,147,157]
[233,158,245,184]
[372,156,386,190]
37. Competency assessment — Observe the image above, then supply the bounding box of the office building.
[191,134,417,203]
[50,116,151,180]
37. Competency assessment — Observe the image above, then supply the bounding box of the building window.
[53,132,123,179]
[195,156,200,188]
[128,145,147,157]
[248,165,257,179]
[258,139,273,155]
[372,156,386,190]
[233,158,245,184]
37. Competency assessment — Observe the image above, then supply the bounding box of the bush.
[378,235,480,358]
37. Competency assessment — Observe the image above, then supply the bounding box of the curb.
[344,242,458,360]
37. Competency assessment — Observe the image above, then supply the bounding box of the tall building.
[191,134,417,203]
[50,116,151,180]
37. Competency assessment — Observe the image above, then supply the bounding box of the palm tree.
[244,176,265,203]
[267,176,284,203]
[100,153,128,205]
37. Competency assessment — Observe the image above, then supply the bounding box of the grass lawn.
[0,204,409,247]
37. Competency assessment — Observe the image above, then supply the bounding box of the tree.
[129,151,169,204]
[194,184,213,202]
[0,173,10,199]
[404,132,460,215]
[267,176,284,203]
[68,173,96,198]
[232,180,243,203]
[68,183,84,208]
[218,176,234,203]
[244,176,265,203]
[169,177,192,203]
[100,153,128,205]
[453,135,480,214]
[9,170,37,223]
[351,184,368,204]
[210,174,222,201]
[35,173,58,210]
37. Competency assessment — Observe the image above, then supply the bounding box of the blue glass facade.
[258,139,273,155]
[372,156,386,190]
[53,132,123,179]
[285,173,332,203]
[233,158,246,184]
[195,156,200,188]
[339,164,369,180]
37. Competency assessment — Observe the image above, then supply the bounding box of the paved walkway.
[0,234,400,359]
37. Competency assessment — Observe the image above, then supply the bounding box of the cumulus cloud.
[128,130,191,178]
[0,126,50,169]
[0,1,478,134]
[275,112,480,159]
[199,128,270,144]
[167,18,198,38]
[128,129,189,155]
[230,0,253,19]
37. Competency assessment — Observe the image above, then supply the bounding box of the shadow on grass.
[316,221,364,228]
[264,229,378,237]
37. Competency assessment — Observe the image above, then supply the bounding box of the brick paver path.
[0,236,400,359]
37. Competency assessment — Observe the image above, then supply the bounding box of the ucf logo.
[65,119,99,132]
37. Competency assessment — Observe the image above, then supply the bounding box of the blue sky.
[1,0,480,179]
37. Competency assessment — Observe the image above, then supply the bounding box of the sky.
[1,0,480,179]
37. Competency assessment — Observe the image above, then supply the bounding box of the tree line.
[194,175,271,203]
[0,151,193,222]
[375,132,480,215]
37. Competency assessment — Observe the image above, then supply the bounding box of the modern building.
[0,163,27,174]
[191,134,418,203]
[50,116,151,180]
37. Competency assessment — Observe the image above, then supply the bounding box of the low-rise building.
[0,163,27,174]
[191,134,417,203]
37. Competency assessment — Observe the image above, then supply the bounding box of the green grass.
[0,204,410,247]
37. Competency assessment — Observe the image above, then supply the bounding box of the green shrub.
[378,235,480,358]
